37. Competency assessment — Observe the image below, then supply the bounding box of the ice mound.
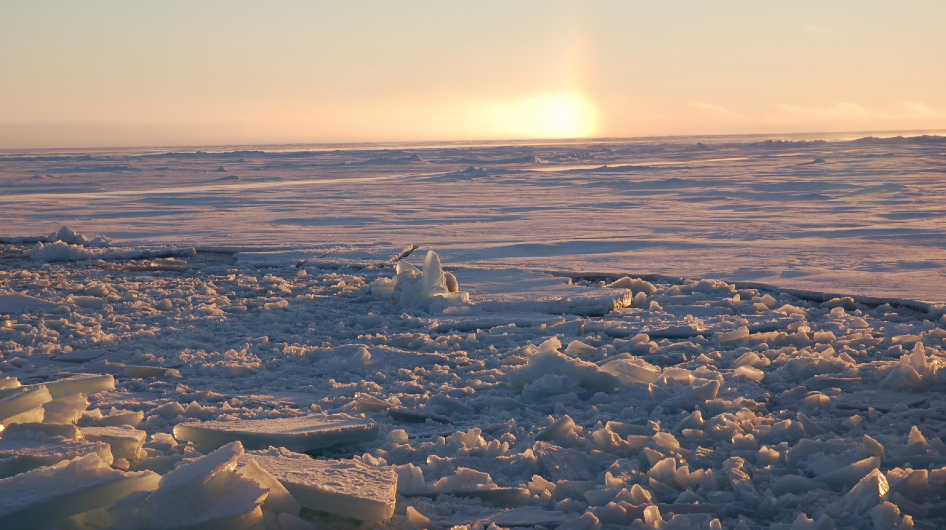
[507,337,620,395]
[371,250,469,311]
[0,453,159,529]
[241,447,398,521]
[173,414,379,452]
[0,433,113,478]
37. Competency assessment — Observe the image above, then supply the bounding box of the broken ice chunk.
[236,457,301,518]
[536,415,576,443]
[599,356,661,386]
[830,468,889,514]
[127,441,267,530]
[79,407,145,427]
[0,433,113,478]
[173,414,379,452]
[43,393,90,424]
[241,447,398,522]
[2,422,79,440]
[0,385,52,424]
[0,453,159,529]
[815,456,880,490]
[81,426,147,460]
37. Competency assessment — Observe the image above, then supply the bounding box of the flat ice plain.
[1,132,944,301]
[0,133,945,529]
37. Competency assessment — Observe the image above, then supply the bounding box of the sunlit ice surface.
[1,132,945,303]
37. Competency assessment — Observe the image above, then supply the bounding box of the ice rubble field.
[0,136,945,529]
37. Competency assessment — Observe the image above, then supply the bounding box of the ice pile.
[27,225,193,263]
[29,226,110,262]
[372,250,469,311]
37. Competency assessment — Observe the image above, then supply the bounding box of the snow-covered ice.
[0,134,945,529]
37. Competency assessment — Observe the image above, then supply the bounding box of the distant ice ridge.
[27,225,194,263]
[371,250,469,311]
[47,226,111,248]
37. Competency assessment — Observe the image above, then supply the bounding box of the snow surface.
[1,135,944,301]
[0,134,945,529]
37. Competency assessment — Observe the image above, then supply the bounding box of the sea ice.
[0,453,158,529]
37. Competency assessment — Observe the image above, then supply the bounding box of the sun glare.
[493,92,599,139]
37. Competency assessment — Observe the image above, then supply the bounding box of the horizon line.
[1,127,945,154]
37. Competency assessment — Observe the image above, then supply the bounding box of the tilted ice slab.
[0,385,51,424]
[35,373,116,399]
[124,441,267,530]
[0,433,113,478]
[241,447,398,522]
[173,414,379,452]
[0,453,159,529]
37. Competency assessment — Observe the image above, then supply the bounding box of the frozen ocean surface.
[1,132,944,302]
[0,133,945,529]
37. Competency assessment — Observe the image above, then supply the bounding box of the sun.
[494,92,599,140]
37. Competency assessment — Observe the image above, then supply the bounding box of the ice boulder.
[0,453,158,529]
[241,447,398,522]
[173,414,379,452]
[371,250,470,311]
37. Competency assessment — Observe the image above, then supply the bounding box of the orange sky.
[1,1,944,148]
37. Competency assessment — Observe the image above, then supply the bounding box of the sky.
[1,1,944,148]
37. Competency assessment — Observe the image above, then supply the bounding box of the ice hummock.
[0,453,158,529]
[173,414,379,452]
[240,447,398,522]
